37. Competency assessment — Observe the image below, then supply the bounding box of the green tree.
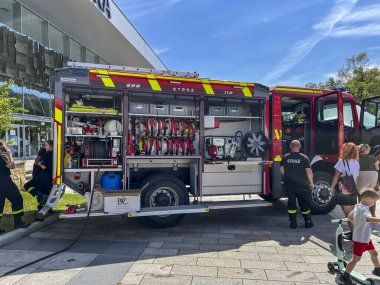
[306,52,380,101]
[0,80,26,136]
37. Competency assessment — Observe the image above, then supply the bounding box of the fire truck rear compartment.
[56,64,272,227]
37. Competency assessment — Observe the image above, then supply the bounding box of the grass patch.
[1,192,85,233]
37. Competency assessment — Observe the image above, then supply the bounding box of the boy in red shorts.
[340,188,380,284]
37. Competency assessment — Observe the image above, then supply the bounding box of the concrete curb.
[0,214,59,247]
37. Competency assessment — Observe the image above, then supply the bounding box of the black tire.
[327,262,336,274]
[367,278,375,285]
[309,171,337,215]
[259,194,280,202]
[139,175,189,228]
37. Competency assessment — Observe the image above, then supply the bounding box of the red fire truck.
[39,62,377,227]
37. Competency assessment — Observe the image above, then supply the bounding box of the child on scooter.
[341,188,380,284]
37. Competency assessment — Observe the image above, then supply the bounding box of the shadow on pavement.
[1,199,380,284]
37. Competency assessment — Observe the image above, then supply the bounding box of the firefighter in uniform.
[0,141,29,232]
[24,140,54,211]
[280,140,314,229]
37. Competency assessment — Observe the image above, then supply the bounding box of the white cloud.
[330,23,380,38]
[262,0,358,85]
[153,47,171,55]
[117,0,182,19]
[367,46,380,51]
[340,4,380,23]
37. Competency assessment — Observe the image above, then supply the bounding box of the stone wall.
[11,161,26,189]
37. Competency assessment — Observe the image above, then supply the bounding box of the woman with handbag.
[357,144,379,216]
[330,142,360,240]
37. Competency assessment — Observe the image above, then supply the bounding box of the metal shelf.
[65,135,123,138]
[64,167,122,173]
[129,113,198,119]
[212,116,262,119]
[66,111,122,116]
[125,155,201,159]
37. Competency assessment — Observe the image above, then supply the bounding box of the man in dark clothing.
[24,140,54,211]
[0,141,29,232]
[32,146,46,178]
[280,140,314,229]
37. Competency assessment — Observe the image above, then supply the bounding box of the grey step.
[201,199,271,210]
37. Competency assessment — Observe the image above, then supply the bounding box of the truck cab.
[268,86,359,214]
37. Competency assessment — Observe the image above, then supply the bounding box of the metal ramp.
[60,199,272,219]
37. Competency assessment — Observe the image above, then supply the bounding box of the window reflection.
[0,0,21,32]
[21,6,48,46]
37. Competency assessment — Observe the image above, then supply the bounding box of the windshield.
[322,102,355,126]
[356,105,376,128]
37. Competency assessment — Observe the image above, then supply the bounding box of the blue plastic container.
[101,173,122,190]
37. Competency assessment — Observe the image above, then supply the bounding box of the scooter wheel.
[327,262,336,274]
[366,278,375,285]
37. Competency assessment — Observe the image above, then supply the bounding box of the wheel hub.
[313,181,332,206]
[150,187,178,208]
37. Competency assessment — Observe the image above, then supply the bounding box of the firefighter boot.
[0,218,4,234]
[288,213,297,229]
[302,213,314,228]
[14,215,30,229]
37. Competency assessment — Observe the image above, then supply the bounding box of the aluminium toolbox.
[103,189,142,213]
[208,106,225,116]
[227,106,243,116]
[150,104,169,115]
[129,103,149,114]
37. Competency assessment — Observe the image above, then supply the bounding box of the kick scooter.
[328,218,375,285]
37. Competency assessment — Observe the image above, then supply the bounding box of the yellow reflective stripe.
[302,210,311,215]
[275,129,280,140]
[94,70,256,87]
[274,155,282,162]
[57,124,62,185]
[12,209,24,215]
[275,87,324,94]
[239,83,252,97]
[0,213,2,217]
[26,187,35,193]
[96,70,115,87]
[146,75,162,91]
[101,77,115,88]
[54,107,62,124]
[288,209,297,214]
[242,87,252,97]
[202,79,214,95]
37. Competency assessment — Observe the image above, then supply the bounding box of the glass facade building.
[0,0,110,158]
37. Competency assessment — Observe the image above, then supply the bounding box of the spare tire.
[242,131,269,158]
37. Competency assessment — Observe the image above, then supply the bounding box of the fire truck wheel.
[139,175,189,228]
[309,171,336,215]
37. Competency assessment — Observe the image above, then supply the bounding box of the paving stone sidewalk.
[1,197,380,285]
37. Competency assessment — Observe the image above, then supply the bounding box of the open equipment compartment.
[202,97,268,196]
[125,90,201,194]
[62,85,124,193]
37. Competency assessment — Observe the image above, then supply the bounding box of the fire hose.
[0,165,104,278]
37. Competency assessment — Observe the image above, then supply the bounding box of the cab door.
[313,90,344,162]
[359,95,380,155]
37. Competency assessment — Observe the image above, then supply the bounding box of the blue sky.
[115,0,380,87]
